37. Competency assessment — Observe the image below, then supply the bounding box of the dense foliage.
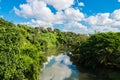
[0,18,87,80]
[0,18,65,80]
[1,18,120,80]
[73,32,120,69]
[0,18,49,80]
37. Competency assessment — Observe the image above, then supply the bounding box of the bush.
[79,32,120,68]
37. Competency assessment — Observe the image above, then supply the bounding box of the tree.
[0,19,47,80]
[47,27,52,32]
[79,32,120,68]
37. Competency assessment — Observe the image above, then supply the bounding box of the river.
[40,53,79,80]
[39,52,119,80]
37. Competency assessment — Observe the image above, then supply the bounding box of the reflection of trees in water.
[76,66,113,80]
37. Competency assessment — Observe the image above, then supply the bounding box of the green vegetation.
[0,18,87,80]
[72,32,120,68]
[0,18,48,80]
[71,32,120,80]
[0,18,62,80]
[0,18,120,80]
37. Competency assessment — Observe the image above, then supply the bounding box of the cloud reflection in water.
[40,54,79,80]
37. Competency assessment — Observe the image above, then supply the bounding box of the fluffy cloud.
[43,0,74,10]
[14,0,55,22]
[118,0,120,2]
[25,19,53,28]
[85,11,120,33]
[64,8,84,22]
[14,0,120,33]
[86,13,112,26]
[53,8,84,24]
[111,9,120,21]
[14,0,85,29]
[78,2,85,7]
[63,22,87,33]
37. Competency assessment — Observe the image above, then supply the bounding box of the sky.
[1,0,120,33]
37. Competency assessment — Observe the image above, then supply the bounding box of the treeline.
[71,32,120,69]
[1,18,120,80]
[70,32,120,80]
[0,18,88,80]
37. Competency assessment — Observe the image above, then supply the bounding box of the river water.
[40,51,120,80]
[39,53,114,80]
[40,53,79,80]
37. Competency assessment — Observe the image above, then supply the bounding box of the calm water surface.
[40,52,120,80]
[40,53,79,80]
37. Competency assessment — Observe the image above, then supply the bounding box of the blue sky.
[0,0,120,33]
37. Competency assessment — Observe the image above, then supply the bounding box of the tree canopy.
[79,32,120,68]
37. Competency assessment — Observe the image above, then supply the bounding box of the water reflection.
[40,54,79,80]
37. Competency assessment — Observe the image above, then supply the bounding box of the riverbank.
[1,18,120,80]
[69,54,120,80]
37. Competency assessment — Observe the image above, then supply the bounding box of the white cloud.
[14,0,85,30]
[111,9,120,21]
[64,8,84,22]
[118,0,120,2]
[14,0,55,22]
[63,22,87,33]
[53,8,84,24]
[86,13,112,26]
[25,19,53,28]
[78,2,85,7]
[43,0,74,10]
[14,0,120,33]
[111,20,120,27]
[85,11,120,33]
